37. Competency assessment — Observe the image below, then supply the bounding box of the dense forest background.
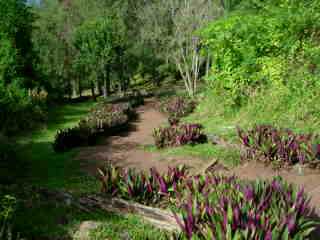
[1,0,320,135]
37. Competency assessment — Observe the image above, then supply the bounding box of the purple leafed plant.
[161,96,197,126]
[172,175,318,239]
[53,102,131,152]
[98,163,318,239]
[237,125,320,168]
[153,123,207,149]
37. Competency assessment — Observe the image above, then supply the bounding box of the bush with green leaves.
[201,0,320,106]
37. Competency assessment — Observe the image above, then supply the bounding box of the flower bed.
[53,102,132,152]
[98,163,319,239]
[238,125,320,168]
[153,123,207,149]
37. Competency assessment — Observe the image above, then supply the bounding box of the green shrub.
[201,0,320,105]
[0,82,47,134]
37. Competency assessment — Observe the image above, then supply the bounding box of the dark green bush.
[0,83,47,134]
[53,102,131,152]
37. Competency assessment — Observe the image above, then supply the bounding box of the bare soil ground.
[76,99,209,175]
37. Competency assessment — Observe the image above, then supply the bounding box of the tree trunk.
[103,65,111,99]
[78,78,82,98]
[90,81,96,100]
[205,52,211,77]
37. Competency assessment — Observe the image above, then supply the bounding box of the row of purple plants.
[238,125,320,168]
[153,124,207,149]
[53,102,132,152]
[161,96,197,126]
[98,163,319,239]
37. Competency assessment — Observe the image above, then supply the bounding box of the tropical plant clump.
[99,164,188,205]
[53,102,132,152]
[98,163,318,239]
[161,97,197,126]
[153,123,207,149]
[238,125,320,168]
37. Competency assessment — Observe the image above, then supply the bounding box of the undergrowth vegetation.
[196,0,320,134]
[99,163,319,239]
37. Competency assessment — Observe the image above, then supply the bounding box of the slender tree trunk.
[91,81,96,100]
[103,65,111,99]
[205,52,210,77]
[78,77,82,98]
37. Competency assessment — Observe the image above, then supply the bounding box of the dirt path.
[77,99,320,216]
[76,99,209,175]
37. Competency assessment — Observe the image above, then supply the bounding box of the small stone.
[74,221,102,240]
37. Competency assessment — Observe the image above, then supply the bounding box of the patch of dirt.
[76,98,209,175]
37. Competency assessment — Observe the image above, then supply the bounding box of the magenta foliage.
[173,175,317,239]
[161,96,197,126]
[237,125,320,167]
[153,123,207,149]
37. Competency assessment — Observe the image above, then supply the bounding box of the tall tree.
[137,0,223,96]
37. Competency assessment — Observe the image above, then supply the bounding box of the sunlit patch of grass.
[15,100,98,191]
[91,214,167,240]
[143,143,240,168]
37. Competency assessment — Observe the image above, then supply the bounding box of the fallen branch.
[38,188,180,232]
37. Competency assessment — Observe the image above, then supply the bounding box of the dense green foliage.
[198,0,320,132]
[0,0,46,134]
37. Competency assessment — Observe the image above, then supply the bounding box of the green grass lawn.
[7,100,166,239]
[16,100,99,191]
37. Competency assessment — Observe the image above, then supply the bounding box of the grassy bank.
[4,100,165,239]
